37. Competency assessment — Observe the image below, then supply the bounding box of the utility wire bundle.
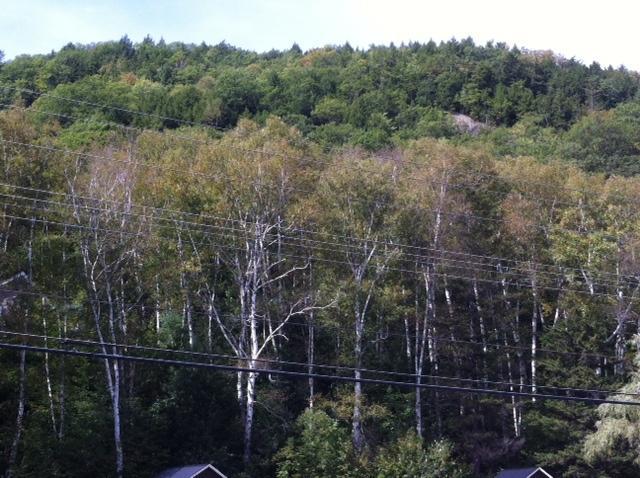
[1,330,638,406]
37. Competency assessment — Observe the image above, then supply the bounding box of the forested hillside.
[1,37,640,478]
[2,36,640,173]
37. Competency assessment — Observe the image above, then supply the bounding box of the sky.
[2,0,640,71]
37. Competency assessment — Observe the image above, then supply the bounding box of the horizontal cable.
[0,84,219,130]
[1,177,636,287]
[0,286,623,362]
[0,101,569,212]
[0,119,632,249]
[1,138,633,283]
[0,341,637,406]
[2,329,633,397]
[1,188,627,291]
[3,202,637,302]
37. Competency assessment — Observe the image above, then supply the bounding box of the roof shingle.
[155,464,227,478]
[496,467,552,478]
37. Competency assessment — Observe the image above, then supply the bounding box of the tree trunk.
[42,300,58,437]
[473,277,488,383]
[243,369,257,465]
[58,230,68,440]
[425,269,441,437]
[177,232,194,349]
[444,276,465,416]
[307,310,315,408]
[504,332,521,437]
[105,282,125,478]
[500,274,521,436]
[415,298,426,439]
[352,301,365,454]
[155,275,161,339]
[6,348,27,478]
[110,360,124,478]
[530,275,539,399]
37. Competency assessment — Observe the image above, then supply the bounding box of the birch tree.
[67,148,146,478]
[306,149,398,454]
[396,140,483,438]
[184,119,324,464]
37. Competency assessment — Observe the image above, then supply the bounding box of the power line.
[0,189,622,291]
[0,84,218,130]
[3,202,638,324]
[3,138,634,285]
[1,104,634,244]
[1,87,637,406]
[1,178,637,289]
[1,207,547,290]
[0,205,632,384]
[0,101,273,158]
[0,286,624,362]
[0,341,637,406]
[3,202,637,303]
[0,100,559,211]
[2,329,633,397]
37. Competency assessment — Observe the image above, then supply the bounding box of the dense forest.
[1,37,640,478]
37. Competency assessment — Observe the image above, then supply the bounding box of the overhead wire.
[1,87,639,402]
[0,185,629,290]
[0,286,624,362]
[0,151,636,287]
[2,200,637,302]
[0,101,557,209]
[1,329,635,398]
[0,204,636,383]
[0,95,634,232]
[1,137,632,284]
[0,341,637,406]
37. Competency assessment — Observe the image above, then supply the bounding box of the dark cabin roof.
[155,464,227,478]
[496,467,553,478]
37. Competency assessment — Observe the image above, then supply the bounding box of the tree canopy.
[1,37,640,478]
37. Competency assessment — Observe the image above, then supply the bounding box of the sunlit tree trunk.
[530,272,540,399]
[350,241,387,455]
[6,347,26,478]
[444,275,465,416]
[500,273,521,436]
[307,307,315,408]
[473,276,489,383]
[42,299,58,437]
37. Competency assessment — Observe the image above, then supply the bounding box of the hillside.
[1,38,640,478]
[2,36,640,174]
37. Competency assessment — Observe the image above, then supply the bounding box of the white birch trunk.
[530,273,539,400]
[6,348,27,478]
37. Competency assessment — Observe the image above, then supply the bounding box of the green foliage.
[481,114,560,159]
[583,343,640,476]
[375,433,470,478]
[311,97,349,125]
[157,311,186,348]
[562,103,640,175]
[396,106,457,140]
[204,68,264,127]
[2,37,639,159]
[55,119,116,148]
[275,413,470,478]
[275,409,355,478]
[310,122,359,149]
[2,36,640,478]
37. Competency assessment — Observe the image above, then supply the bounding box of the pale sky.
[1,0,639,71]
